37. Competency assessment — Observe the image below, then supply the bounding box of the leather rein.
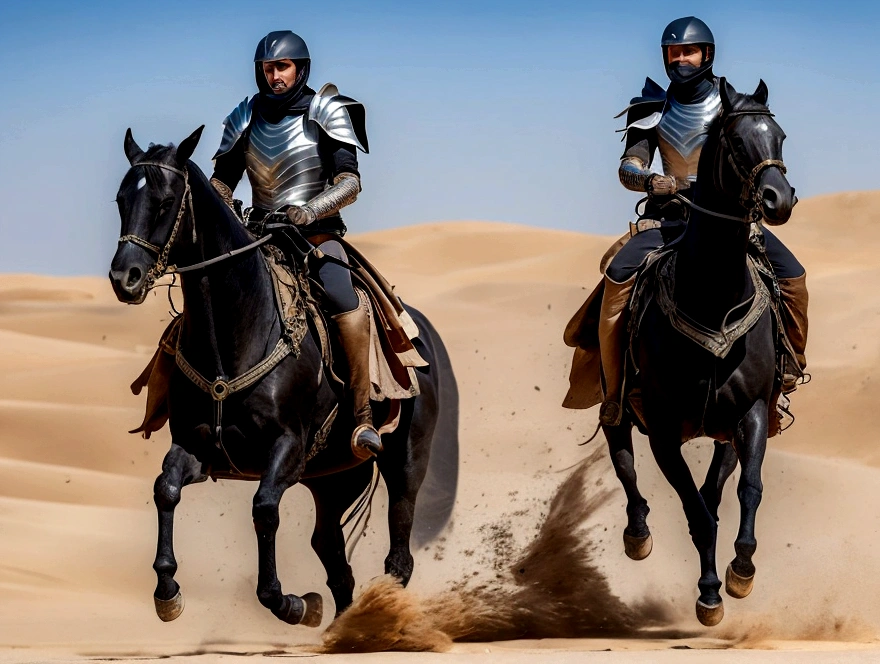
[673,109,786,225]
[118,161,272,290]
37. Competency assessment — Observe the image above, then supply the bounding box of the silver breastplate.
[245,112,326,210]
[656,85,721,183]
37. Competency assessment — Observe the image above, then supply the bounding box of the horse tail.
[408,308,460,549]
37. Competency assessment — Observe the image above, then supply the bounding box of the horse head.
[109,126,204,303]
[715,78,795,226]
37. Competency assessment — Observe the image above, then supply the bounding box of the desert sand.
[1,192,880,662]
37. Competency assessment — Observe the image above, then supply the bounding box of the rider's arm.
[618,104,658,193]
[210,139,246,206]
[286,136,361,225]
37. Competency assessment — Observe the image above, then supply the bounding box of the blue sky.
[0,0,874,274]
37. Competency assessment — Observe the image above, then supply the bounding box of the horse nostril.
[126,267,143,288]
[762,186,779,210]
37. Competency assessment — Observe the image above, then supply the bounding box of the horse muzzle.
[109,243,152,304]
[757,167,795,226]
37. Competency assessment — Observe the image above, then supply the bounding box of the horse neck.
[674,139,752,328]
[177,168,280,377]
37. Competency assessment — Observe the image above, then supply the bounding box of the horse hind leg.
[649,433,723,626]
[726,402,768,600]
[603,418,652,560]
[152,443,205,622]
[304,462,375,617]
[699,440,738,523]
[377,403,431,585]
[252,436,322,627]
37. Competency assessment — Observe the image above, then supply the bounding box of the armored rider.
[209,30,381,457]
[598,16,809,427]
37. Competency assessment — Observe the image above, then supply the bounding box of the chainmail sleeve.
[303,173,361,220]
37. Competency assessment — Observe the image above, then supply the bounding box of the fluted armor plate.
[656,83,721,182]
[246,113,325,210]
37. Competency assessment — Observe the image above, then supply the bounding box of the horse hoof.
[300,592,324,627]
[695,598,724,627]
[154,591,185,622]
[623,532,653,561]
[725,564,755,599]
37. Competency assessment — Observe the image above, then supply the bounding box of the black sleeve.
[209,137,247,191]
[621,105,659,166]
[319,132,360,180]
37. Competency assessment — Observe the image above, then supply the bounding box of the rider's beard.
[271,81,287,92]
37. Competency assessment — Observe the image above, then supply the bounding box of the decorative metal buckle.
[211,378,231,401]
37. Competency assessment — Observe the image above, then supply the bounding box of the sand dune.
[1,192,879,661]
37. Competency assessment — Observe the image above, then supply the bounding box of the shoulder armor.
[308,83,369,153]
[614,77,667,119]
[213,97,255,159]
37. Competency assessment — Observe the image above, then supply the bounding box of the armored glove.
[647,173,689,196]
[618,157,689,196]
[286,205,317,226]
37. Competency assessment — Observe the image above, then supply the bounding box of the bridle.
[118,161,193,290]
[673,108,787,225]
[117,161,271,290]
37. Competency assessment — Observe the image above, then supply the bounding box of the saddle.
[129,239,427,444]
[563,228,798,437]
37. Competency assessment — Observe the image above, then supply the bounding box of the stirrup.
[351,423,383,460]
[599,400,623,427]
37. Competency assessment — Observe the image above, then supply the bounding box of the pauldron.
[213,97,255,159]
[308,83,369,153]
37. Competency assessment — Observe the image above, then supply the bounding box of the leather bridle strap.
[117,161,192,287]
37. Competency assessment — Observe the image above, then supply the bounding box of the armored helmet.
[253,30,312,102]
[661,17,715,86]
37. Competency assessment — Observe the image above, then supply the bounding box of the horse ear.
[124,128,145,165]
[753,79,769,106]
[175,125,205,166]
[719,77,737,111]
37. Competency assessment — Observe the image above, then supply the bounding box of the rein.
[117,161,271,282]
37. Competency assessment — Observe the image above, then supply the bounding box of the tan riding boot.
[598,274,637,426]
[778,274,809,394]
[332,302,384,459]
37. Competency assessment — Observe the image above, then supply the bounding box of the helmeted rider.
[209,30,381,457]
[597,16,809,427]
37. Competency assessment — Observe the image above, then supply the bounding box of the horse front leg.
[725,400,768,600]
[699,440,738,523]
[649,432,723,626]
[153,443,205,621]
[604,416,652,560]
[252,435,323,627]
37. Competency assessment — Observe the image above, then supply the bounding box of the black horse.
[603,79,796,626]
[109,127,459,627]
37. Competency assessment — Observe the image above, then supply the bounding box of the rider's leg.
[310,237,383,458]
[762,229,808,393]
[599,229,664,426]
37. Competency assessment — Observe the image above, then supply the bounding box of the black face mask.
[666,55,715,104]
